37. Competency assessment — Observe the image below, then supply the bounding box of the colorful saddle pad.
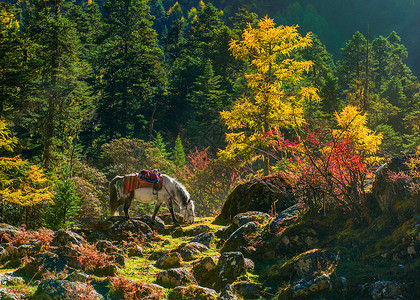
[123,170,162,194]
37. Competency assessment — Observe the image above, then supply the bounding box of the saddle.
[123,169,162,194]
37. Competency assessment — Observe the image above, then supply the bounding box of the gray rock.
[292,273,332,298]
[217,252,247,286]
[33,279,103,300]
[0,272,24,285]
[218,284,238,300]
[155,252,183,268]
[66,271,90,283]
[221,222,259,253]
[232,211,270,227]
[192,256,218,286]
[184,225,211,236]
[156,268,197,287]
[179,242,209,260]
[86,231,109,243]
[0,224,22,242]
[232,281,263,299]
[169,285,218,300]
[363,280,410,300]
[106,218,154,241]
[127,243,143,257]
[0,288,24,300]
[269,203,301,233]
[52,230,85,248]
[190,231,215,247]
[137,214,165,232]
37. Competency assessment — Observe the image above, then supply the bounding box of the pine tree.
[153,132,169,158]
[186,60,228,149]
[22,0,95,168]
[171,134,186,167]
[44,165,81,230]
[94,0,166,142]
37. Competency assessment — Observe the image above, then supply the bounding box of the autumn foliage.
[267,105,383,221]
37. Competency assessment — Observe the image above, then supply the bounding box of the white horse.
[109,173,195,225]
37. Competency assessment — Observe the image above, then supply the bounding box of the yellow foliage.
[220,16,319,167]
[333,105,383,162]
[0,119,53,207]
[0,6,19,36]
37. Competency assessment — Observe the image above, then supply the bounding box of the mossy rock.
[216,174,295,222]
[168,285,218,300]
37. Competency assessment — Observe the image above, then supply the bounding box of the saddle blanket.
[123,170,162,194]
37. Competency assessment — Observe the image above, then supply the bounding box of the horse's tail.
[110,176,123,216]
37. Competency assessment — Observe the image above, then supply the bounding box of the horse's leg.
[152,200,163,220]
[168,199,180,226]
[123,191,134,219]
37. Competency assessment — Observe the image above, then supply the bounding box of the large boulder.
[232,211,270,227]
[33,279,103,300]
[216,174,295,222]
[176,242,209,261]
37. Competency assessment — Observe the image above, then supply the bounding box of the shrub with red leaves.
[110,276,165,300]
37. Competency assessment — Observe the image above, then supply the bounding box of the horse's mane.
[162,174,190,206]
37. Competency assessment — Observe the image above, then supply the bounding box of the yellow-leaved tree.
[333,105,383,164]
[220,16,320,175]
[0,119,53,226]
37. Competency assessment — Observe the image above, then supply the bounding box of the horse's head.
[181,200,195,224]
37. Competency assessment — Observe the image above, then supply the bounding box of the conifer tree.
[171,135,186,167]
[22,0,94,168]
[94,0,166,142]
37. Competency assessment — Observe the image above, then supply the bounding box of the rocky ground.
[0,158,419,299]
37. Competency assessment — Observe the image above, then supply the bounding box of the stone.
[20,252,66,278]
[95,240,124,256]
[33,279,103,300]
[269,203,301,233]
[216,174,295,222]
[232,211,270,227]
[0,272,24,285]
[155,252,183,268]
[52,230,85,248]
[192,256,218,286]
[178,242,209,261]
[184,225,211,236]
[127,243,143,257]
[0,288,23,300]
[136,214,165,232]
[86,231,109,243]
[54,245,83,269]
[217,252,247,286]
[148,249,170,260]
[244,258,255,272]
[292,273,332,298]
[105,217,154,241]
[0,224,22,242]
[232,282,263,299]
[362,280,410,300]
[218,284,238,300]
[109,277,166,299]
[221,222,259,253]
[156,268,197,287]
[190,231,215,248]
[66,271,90,283]
[169,285,218,300]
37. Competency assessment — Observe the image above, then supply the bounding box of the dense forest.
[1,0,420,229]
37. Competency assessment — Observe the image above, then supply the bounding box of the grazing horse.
[109,173,195,225]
